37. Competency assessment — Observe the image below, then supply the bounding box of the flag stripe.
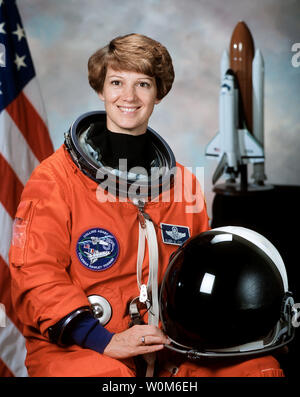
[0,109,39,186]
[0,153,24,219]
[0,316,28,377]
[6,91,54,163]
[0,359,14,377]
[0,203,13,265]
[0,255,23,333]
[23,79,48,126]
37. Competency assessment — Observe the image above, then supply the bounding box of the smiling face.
[98,67,161,135]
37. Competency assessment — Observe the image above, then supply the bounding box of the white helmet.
[160,226,295,358]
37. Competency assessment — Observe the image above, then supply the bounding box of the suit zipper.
[133,198,151,304]
[135,199,152,229]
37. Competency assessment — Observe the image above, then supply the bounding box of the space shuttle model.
[206,21,267,190]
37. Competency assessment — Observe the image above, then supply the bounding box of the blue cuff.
[70,314,114,354]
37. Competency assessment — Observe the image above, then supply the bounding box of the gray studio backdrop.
[18,0,300,219]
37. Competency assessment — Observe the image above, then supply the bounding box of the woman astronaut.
[9,34,285,377]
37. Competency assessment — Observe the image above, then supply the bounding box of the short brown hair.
[88,33,175,100]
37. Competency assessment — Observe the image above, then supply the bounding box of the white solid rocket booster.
[252,49,266,184]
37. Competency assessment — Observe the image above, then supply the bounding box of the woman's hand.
[103,324,170,359]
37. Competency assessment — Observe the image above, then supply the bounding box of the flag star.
[0,50,5,66]
[0,1,3,7]
[0,82,2,95]
[0,22,5,34]
[13,23,25,41]
[14,53,27,70]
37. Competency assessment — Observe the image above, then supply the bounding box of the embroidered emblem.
[76,228,119,271]
[12,218,28,249]
[160,223,190,246]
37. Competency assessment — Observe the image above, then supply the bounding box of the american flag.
[0,0,53,376]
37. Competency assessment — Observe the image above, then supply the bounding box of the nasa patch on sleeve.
[160,223,190,246]
[76,228,119,271]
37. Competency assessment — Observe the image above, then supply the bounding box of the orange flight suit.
[9,144,283,377]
